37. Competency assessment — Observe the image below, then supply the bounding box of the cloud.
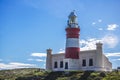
[80,38,101,51]
[58,49,65,53]
[36,59,45,62]
[0,62,36,70]
[102,35,119,48]
[105,52,120,57]
[107,24,119,30]
[31,53,46,57]
[98,28,103,30]
[92,22,96,25]
[27,58,34,61]
[28,58,45,62]
[98,19,102,22]
[92,19,102,25]
[80,34,118,50]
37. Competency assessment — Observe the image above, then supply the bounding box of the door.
[65,62,68,69]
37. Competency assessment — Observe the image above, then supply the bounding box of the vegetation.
[0,68,120,80]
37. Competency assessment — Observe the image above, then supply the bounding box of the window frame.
[65,62,68,69]
[60,61,63,68]
[82,59,86,67]
[89,58,93,66]
[54,61,58,68]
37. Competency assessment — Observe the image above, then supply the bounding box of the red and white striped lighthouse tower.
[65,11,80,59]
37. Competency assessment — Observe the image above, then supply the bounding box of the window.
[54,61,57,68]
[89,58,93,66]
[60,61,63,68]
[65,62,68,69]
[82,59,86,66]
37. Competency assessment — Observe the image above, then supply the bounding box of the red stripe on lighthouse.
[65,47,80,59]
[66,28,80,38]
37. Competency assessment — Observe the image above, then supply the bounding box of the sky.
[0,0,120,69]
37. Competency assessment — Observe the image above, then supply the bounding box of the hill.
[0,68,120,80]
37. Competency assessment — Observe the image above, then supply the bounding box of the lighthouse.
[64,11,80,70]
[65,11,80,59]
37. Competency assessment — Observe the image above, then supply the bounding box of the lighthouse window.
[60,61,63,68]
[89,58,93,66]
[54,61,58,68]
[82,59,86,66]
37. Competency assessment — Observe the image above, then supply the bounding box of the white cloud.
[28,58,46,62]
[28,58,45,62]
[98,28,103,30]
[107,24,119,30]
[0,62,36,70]
[59,48,63,51]
[58,49,65,53]
[102,35,118,48]
[31,53,46,57]
[80,38,101,51]
[80,34,118,50]
[92,19,102,25]
[98,19,102,22]
[36,59,45,62]
[27,59,34,61]
[92,22,96,25]
[105,52,120,57]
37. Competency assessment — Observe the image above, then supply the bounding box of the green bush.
[57,77,68,80]
[0,69,120,80]
[94,76,102,80]
[99,72,106,77]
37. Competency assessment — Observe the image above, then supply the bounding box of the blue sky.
[0,0,120,69]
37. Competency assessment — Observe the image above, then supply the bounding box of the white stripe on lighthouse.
[66,38,79,48]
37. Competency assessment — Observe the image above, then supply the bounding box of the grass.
[0,68,120,80]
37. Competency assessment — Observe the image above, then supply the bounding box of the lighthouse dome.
[67,10,79,28]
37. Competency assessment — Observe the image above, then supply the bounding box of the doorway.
[65,62,68,69]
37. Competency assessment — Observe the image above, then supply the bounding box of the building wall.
[64,59,80,71]
[103,55,112,71]
[49,49,112,71]
[79,50,96,71]
[51,54,64,71]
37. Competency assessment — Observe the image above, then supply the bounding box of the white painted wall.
[66,38,79,47]
[50,50,112,71]
[52,54,65,71]
[64,59,80,71]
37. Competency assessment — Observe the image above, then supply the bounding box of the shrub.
[57,77,68,80]
[99,72,106,77]
[94,76,102,80]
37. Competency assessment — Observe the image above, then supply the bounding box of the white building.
[46,11,112,71]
